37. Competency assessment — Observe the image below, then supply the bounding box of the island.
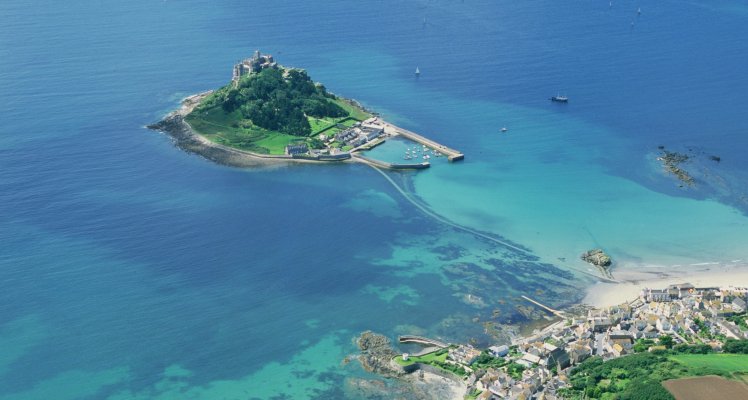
[148,50,464,169]
[581,249,613,279]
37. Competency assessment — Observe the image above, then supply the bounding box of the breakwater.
[398,335,449,348]
[352,154,430,170]
[383,123,464,162]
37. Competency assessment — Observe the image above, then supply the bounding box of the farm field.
[663,375,748,400]
[669,354,748,374]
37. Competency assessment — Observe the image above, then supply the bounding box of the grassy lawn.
[307,116,338,134]
[186,107,245,137]
[322,126,341,138]
[307,116,359,137]
[253,133,302,155]
[562,353,748,399]
[186,108,300,154]
[333,98,372,121]
[185,93,371,154]
[394,350,448,366]
[670,354,748,374]
[393,350,467,377]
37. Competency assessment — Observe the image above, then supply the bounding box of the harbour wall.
[384,124,464,162]
[352,154,430,170]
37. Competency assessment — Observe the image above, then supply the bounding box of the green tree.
[723,339,748,354]
[658,335,674,349]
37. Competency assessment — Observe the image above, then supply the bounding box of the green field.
[186,108,287,154]
[670,354,748,374]
[185,99,371,154]
[307,116,341,135]
[183,66,373,154]
[560,352,748,399]
[187,104,368,154]
[394,350,447,366]
[393,349,467,377]
[307,115,360,137]
[253,133,303,154]
[333,98,371,121]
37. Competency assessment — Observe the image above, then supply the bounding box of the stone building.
[232,50,277,85]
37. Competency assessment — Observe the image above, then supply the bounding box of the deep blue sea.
[2,0,748,398]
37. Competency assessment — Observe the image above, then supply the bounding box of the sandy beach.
[584,261,748,307]
[416,371,468,400]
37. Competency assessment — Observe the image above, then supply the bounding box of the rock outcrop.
[658,149,695,187]
[356,331,403,378]
[581,249,613,279]
[581,249,612,267]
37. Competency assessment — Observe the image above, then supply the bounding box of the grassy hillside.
[670,354,748,376]
[559,352,748,400]
[184,67,371,154]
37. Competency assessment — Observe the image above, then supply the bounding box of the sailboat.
[415,66,420,77]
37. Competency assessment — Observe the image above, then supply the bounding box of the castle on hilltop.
[232,50,277,85]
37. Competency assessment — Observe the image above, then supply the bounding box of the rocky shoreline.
[353,332,467,400]
[356,331,404,378]
[147,93,302,168]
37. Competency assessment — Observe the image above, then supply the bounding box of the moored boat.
[550,95,569,103]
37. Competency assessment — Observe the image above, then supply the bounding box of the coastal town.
[362,283,748,400]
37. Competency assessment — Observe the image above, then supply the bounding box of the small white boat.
[637,7,641,14]
[550,94,569,103]
[501,127,508,133]
[415,66,420,77]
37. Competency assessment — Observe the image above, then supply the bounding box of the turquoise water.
[361,137,450,165]
[2,0,748,398]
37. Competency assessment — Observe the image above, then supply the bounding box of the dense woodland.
[194,68,347,136]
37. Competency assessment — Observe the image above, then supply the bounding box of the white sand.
[583,262,748,308]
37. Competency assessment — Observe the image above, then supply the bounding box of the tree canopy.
[202,68,347,136]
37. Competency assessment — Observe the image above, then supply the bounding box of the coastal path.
[362,163,621,285]
[521,295,567,318]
